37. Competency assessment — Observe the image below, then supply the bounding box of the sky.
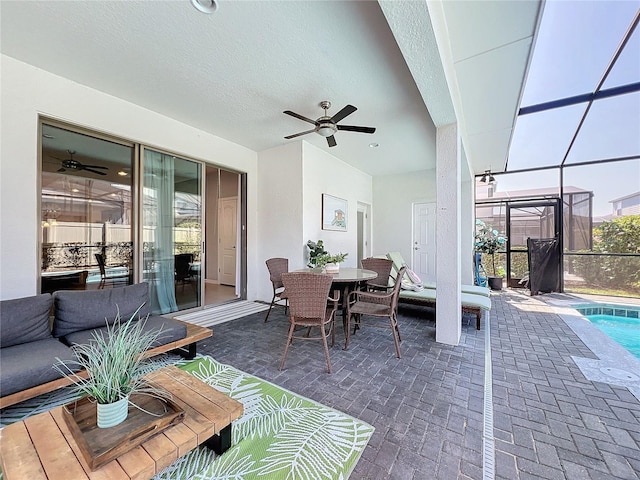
[497,0,640,217]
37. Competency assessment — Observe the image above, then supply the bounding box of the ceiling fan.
[54,150,108,176]
[283,101,376,147]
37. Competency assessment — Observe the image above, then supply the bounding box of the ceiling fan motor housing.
[317,117,337,137]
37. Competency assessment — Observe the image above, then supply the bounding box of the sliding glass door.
[40,122,135,293]
[142,149,202,314]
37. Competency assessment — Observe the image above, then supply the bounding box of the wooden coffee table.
[0,366,243,480]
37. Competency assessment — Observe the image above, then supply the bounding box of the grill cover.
[527,237,560,296]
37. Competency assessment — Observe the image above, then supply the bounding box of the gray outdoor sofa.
[0,282,211,408]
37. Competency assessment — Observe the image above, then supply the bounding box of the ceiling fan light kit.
[283,100,375,147]
[191,0,217,14]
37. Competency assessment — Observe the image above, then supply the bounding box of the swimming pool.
[574,303,640,360]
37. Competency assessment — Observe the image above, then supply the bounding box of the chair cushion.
[53,283,151,338]
[60,315,187,348]
[0,338,79,397]
[350,301,391,317]
[0,294,53,348]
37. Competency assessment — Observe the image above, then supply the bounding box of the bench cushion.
[422,282,490,297]
[0,338,78,396]
[60,315,188,348]
[399,288,492,311]
[386,252,491,296]
[53,283,151,338]
[0,294,53,348]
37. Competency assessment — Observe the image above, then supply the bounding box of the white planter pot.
[325,263,340,274]
[97,395,129,428]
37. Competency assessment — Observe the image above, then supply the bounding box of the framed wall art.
[322,194,348,232]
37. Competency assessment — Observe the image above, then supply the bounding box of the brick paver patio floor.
[197,290,640,479]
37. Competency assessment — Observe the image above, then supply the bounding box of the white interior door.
[412,202,436,283]
[218,197,237,286]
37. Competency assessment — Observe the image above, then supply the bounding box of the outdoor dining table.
[294,267,377,338]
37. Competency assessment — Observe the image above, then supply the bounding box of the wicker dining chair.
[345,266,406,358]
[360,257,394,292]
[279,272,340,373]
[264,258,289,322]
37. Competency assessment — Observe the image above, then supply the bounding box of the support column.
[436,123,461,345]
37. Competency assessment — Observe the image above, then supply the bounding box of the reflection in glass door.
[40,122,135,293]
[506,200,560,288]
[142,149,202,314]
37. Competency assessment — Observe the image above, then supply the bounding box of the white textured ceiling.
[0,0,540,177]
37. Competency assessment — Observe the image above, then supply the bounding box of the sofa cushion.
[53,283,151,338]
[0,294,53,348]
[60,315,188,349]
[0,338,79,397]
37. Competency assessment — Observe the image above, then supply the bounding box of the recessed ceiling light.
[118,170,128,176]
[71,188,79,193]
[369,143,379,148]
[191,0,217,14]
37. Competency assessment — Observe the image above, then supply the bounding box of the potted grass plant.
[55,307,166,428]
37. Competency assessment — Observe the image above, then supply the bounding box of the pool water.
[586,314,640,360]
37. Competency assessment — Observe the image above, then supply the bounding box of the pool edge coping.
[548,299,640,402]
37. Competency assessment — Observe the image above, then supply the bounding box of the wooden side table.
[0,366,243,480]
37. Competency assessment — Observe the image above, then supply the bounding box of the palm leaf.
[196,448,257,479]
[235,393,308,441]
[256,409,372,478]
[152,446,215,479]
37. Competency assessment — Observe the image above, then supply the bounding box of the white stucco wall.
[372,170,437,261]
[301,142,372,270]
[254,141,372,302]
[256,142,304,301]
[0,55,258,300]
[460,158,475,285]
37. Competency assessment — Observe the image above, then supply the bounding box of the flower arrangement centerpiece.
[55,307,167,428]
[306,240,348,273]
[306,240,327,268]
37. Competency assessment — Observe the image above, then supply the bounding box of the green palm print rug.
[0,355,374,480]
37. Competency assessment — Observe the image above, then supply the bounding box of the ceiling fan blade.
[327,135,337,148]
[83,164,108,170]
[284,128,317,139]
[57,167,66,172]
[83,167,107,176]
[283,110,317,125]
[331,104,357,123]
[337,125,376,134]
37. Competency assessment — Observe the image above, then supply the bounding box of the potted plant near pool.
[475,219,507,290]
[55,307,165,428]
